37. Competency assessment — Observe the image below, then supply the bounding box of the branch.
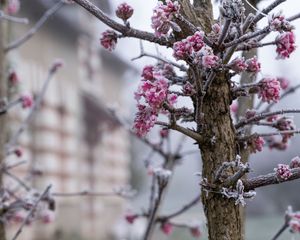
[6,60,63,150]
[155,121,201,142]
[132,41,187,71]
[12,185,52,240]
[0,11,28,24]
[4,1,64,53]
[243,168,300,191]
[235,109,300,129]
[158,192,201,221]
[72,0,170,47]
[52,187,136,199]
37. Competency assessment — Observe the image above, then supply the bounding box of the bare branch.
[4,1,64,53]
[236,109,300,129]
[12,185,52,240]
[155,121,201,142]
[243,168,300,191]
[72,0,171,47]
[6,60,63,150]
[0,11,28,24]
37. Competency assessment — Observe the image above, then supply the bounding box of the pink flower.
[183,82,196,95]
[8,71,19,85]
[202,53,219,69]
[173,40,193,60]
[141,65,155,80]
[161,222,173,235]
[266,136,288,150]
[125,213,137,224]
[100,30,118,51]
[40,210,55,224]
[274,117,295,131]
[230,102,238,114]
[245,56,261,73]
[269,12,293,32]
[6,0,20,15]
[245,109,256,119]
[11,211,26,223]
[116,3,134,21]
[151,0,180,36]
[160,129,169,138]
[133,105,158,137]
[173,31,205,60]
[250,136,265,153]
[190,227,201,238]
[278,77,290,90]
[289,220,300,233]
[20,94,33,109]
[229,57,248,73]
[14,147,23,158]
[275,164,292,180]
[187,31,205,52]
[276,31,296,59]
[290,156,300,169]
[258,77,280,103]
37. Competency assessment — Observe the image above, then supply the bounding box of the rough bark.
[199,72,243,240]
[0,6,8,240]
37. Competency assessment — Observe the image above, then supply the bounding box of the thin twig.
[4,1,64,53]
[6,61,62,150]
[12,185,52,240]
[235,109,300,128]
[72,0,171,47]
[0,11,28,24]
[132,41,187,71]
[243,167,300,191]
[159,192,201,221]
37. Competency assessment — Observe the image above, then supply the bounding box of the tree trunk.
[0,4,8,240]
[199,72,243,240]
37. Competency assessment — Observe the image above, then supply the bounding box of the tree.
[1,0,300,240]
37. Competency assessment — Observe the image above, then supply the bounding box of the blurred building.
[5,1,132,239]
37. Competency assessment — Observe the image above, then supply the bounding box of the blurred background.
[4,0,300,239]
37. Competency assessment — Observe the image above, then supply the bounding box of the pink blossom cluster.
[5,0,20,15]
[269,12,293,32]
[116,2,134,21]
[245,56,261,73]
[245,109,256,119]
[20,94,33,109]
[199,47,219,69]
[133,105,158,137]
[250,136,265,153]
[173,31,205,60]
[8,71,19,85]
[134,66,177,136]
[207,23,222,43]
[229,56,261,73]
[276,31,296,59]
[100,30,118,51]
[229,57,248,73]
[275,164,292,180]
[258,77,280,103]
[290,156,300,169]
[151,0,180,36]
[289,211,300,234]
